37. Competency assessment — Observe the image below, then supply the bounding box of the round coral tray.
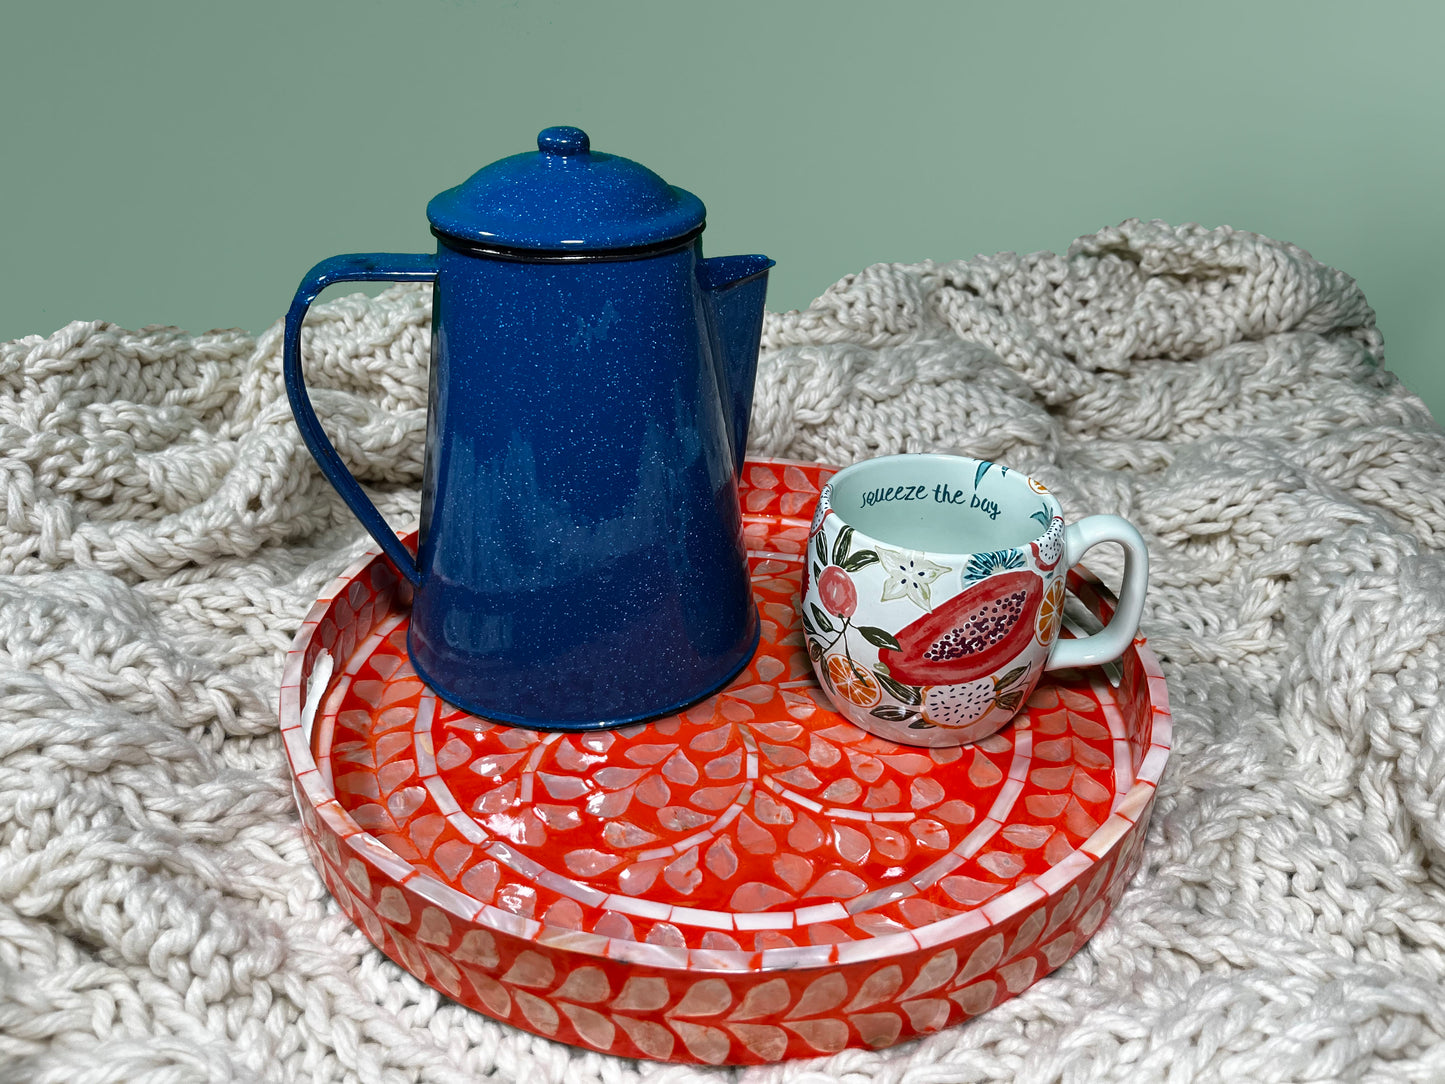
[278,457,1171,1065]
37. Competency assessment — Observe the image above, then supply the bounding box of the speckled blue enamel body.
[283,127,773,729]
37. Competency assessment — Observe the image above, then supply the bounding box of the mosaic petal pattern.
[279,457,1171,1065]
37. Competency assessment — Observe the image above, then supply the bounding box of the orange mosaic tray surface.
[279,457,1171,1065]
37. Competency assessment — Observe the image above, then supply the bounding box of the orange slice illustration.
[824,654,882,707]
[1037,577,1066,644]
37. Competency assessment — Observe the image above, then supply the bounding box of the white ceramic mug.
[801,454,1148,746]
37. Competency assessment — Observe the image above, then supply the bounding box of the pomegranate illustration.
[817,565,858,618]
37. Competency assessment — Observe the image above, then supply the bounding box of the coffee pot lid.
[426,126,706,253]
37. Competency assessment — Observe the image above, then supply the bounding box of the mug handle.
[283,252,438,588]
[1045,515,1149,671]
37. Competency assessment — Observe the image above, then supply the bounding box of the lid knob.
[426,126,706,250]
[537,126,590,157]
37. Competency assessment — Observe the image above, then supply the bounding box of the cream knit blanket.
[3,220,1443,1083]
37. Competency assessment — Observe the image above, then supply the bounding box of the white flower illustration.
[877,548,951,610]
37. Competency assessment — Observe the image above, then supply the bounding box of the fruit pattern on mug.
[279,457,1172,1066]
[804,485,1069,743]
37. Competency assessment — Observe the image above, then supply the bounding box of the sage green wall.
[4,0,1442,419]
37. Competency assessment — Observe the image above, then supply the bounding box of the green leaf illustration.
[1031,507,1052,527]
[995,664,1029,691]
[800,607,816,635]
[870,705,919,722]
[908,719,937,730]
[814,528,828,565]
[841,549,880,572]
[873,668,923,706]
[809,603,835,633]
[996,689,1024,714]
[832,525,854,567]
[857,625,902,651]
[975,461,994,487]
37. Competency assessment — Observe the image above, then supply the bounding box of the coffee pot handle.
[1046,515,1150,671]
[284,253,438,587]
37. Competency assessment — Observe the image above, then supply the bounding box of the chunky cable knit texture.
[2,220,1443,1082]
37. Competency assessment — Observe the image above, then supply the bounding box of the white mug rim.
[821,453,1063,561]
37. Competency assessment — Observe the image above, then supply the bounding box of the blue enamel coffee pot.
[284,126,772,730]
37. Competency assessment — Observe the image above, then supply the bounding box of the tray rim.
[278,455,1172,975]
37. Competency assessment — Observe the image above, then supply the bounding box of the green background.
[4,0,1442,419]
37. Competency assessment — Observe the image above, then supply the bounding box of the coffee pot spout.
[698,254,774,474]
